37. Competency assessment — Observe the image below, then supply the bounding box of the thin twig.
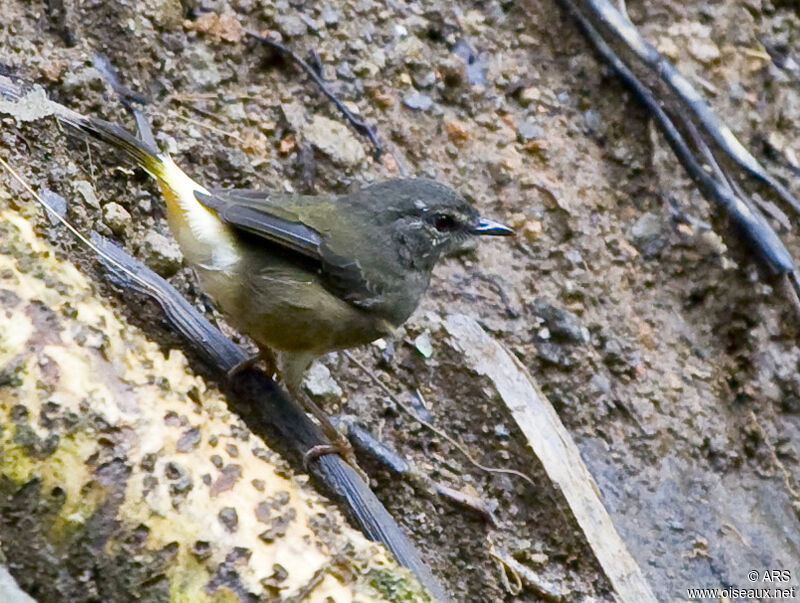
[580,0,800,215]
[85,140,95,183]
[681,118,733,195]
[169,97,228,124]
[469,272,520,318]
[780,273,800,322]
[339,418,498,521]
[559,0,795,277]
[343,350,537,488]
[489,544,568,601]
[244,29,383,158]
[171,112,248,145]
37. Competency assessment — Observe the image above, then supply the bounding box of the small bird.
[0,77,513,464]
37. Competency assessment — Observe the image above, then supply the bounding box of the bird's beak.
[472,217,515,236]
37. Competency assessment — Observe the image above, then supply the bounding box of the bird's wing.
[196,188,324,259]
[196,188,385,309]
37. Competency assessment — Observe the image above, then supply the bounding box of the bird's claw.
[303,441,369,483]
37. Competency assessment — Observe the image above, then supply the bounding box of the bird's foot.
[226,354,262,379]
[226,346,279,380]
[303,438,369,483]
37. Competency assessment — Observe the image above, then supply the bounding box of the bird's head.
[361,178,513,269]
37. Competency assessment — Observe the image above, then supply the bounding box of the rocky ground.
[1,0,800,601]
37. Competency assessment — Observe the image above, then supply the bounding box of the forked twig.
[558,0,795,280]
[580,0,800,215]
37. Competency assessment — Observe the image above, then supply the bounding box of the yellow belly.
[197,259,387,356]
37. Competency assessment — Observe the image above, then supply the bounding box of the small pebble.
[517,120,544,141]
[414,331,434,358]
[73,180,101,209]
[303,361,343,399]
[140,230,183,277]
[274,13,307,37]
[404,92,433,110]
[102,202,131,236]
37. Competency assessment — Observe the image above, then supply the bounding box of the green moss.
[170,584,239,603]
[0,415,102,540]
[167,544,219,603]
[367,568,433,603]
[0,426,36,484]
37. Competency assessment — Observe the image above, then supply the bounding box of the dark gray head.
[349,178,513,270]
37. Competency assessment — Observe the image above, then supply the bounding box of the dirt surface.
[1,0,800,601]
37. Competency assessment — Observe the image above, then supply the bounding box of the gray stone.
[536,341,573,368]
[412,70,436,89]
[589,373,612,395]
[413,331,434,358]
[494,423,511,440]
[320,4,341,25]
[728,81,746,103]
[140,230,183,277]
[303,360,343,400]
[186,45,221,89]
[41,188,67,225]
[302,114,366,167]
[274,13,308,37]
[73,180,101,209]
[404,92,433,111]
[102,202,131,236]
[222,101,247,122]
[452,39,487,86]
[517,120,544,141]
[629,212,667,258]
[631,212,662,240]
[218,507,238,532]
[583,109,602,133]
[532,298,588,344]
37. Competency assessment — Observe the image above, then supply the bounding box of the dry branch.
[581,0,800,215]
[557,0,795,277]
[444,313,657,603]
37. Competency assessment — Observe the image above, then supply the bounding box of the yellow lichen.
[0,307,34,367]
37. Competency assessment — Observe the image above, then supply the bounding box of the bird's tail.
[0,74,240,270]
[0,75,165,179]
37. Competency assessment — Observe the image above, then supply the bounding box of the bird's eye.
[432,213,458,232]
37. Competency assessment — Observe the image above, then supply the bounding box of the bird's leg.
[299,397,369,482]
[279,352,369,482]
